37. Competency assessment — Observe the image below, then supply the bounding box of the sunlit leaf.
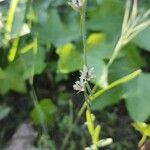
[57,43,82,73]
[86,33,106,47]
[8,37,19,62]
[132,122,150,137]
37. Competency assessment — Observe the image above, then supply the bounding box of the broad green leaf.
[33,9,80,46]
[123,44,145,68]
[57,43,82,73]
[86,38,119,86]
[0,46,46,94]
[109,44,144,83]
[87,48,106,85]
[132,122,150,136]
[0,68,6,79]
[91,86,123,110]
[0,63,26,94]
[87,0,123,39]
[31,99,57,125]
[0,105,11,120]
[91,69,141,110]
[91,69,141,101]
[133,27,150,51]
[124,73,150,121]
[20,46,46,79]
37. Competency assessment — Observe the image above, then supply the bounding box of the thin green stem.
[138,135,147,148]
[86,82,92,95]
[84,89,91,111]
[61,100,74,150]
[61,3,88,148]
[80,0,87,66]
[61,69,141,149]
[30,85,48,135]
[20,49,49,146]
[107,37,123,68]
[91,69,141,101]
[61,102,86,150]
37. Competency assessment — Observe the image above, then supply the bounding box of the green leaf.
[87,48,106,85]
[0,68,6,79]
[85,35,118,86]
[0,105,11,120]
[124,73,150,121]
[132,122,150,137]
[31,99,57,125]
[33,9,80,46]
[86,33,106,47]
[87,0,123,39]
[91,86,123,110]
[20,46,46,79]
[91,69,141,110]
[57,43,82,73]
[123,44,145,68]
[133,27,150,51]
[0,46,46,94]
[0,63,26,94]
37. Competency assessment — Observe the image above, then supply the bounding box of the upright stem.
[61,100,74,150]
[30,85,48,134]
[80,0,87,66]
[61,3,88,149]
[107,36,123,68]
[138,135,147,148]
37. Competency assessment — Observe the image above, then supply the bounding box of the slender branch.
[138,135,147,148]
[61,69,141,149]
[30,85,48,134]
[80,0,87,66]
[61,100,74,150]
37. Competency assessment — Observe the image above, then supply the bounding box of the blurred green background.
[0,0,150,149]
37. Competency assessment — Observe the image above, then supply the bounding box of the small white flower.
[68,0,84,12]
[73,79,85,92]
[80,65,95,81]
[73,65,95,93]
[72,0,82,7]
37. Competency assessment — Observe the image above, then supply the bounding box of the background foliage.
[0,0,150,149]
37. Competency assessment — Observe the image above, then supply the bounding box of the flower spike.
[73,79,85,92]
[80,65,95,81]
[68,0,84,12]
